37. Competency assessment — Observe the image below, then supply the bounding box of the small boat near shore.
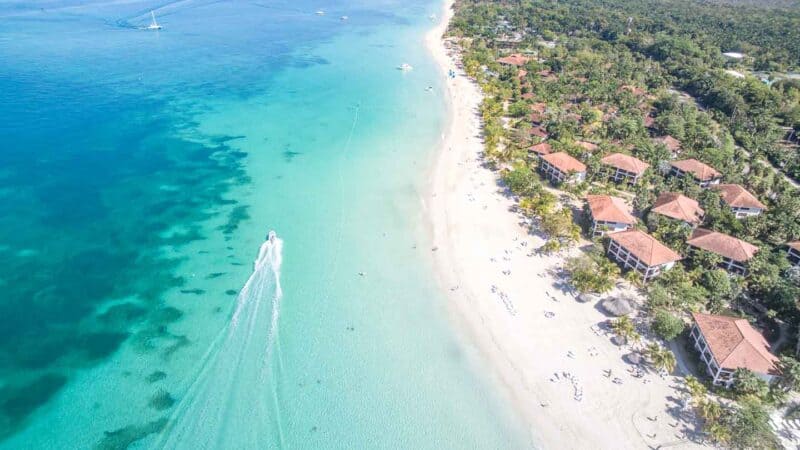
[398,63,413,71]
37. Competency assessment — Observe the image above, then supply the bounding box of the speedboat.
[145,11,162,30]
[398,63,413,71]
[316,10,325,15]
[340,15,348,21]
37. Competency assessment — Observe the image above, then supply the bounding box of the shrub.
[651,309,685,340]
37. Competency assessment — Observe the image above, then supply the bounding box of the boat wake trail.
[154,233,285,449]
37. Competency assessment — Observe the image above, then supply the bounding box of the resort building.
[529,142,552,158]
[576,141,599,153]
[606,229,681,282]
[650,192,704,226]
[712,184,767,218]
[668,159,722,188]
[539,152,586,184]
[690,312,779,387]
[787,241,800,267]
[585,195,636,237]
[600,153,649,185]
[530,126,549,140]
[686,228,758,276]
[655,135,682,154]
[497,53,530,67]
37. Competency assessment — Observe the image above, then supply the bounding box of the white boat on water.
[315,10,325,15]
[340,15,348,21]
[145,11,162,30]
[397,63,413,71]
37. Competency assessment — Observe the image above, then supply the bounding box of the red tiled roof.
[713,184,767,210]
[644,116,655,128]
[529,142,552,156]
[670,159,721,181]
[651,192,704,225]
[521,93,535,100]
[687,228,758,262]
[530,102,547,113]
[608,229,681,266]
[655,135,681,152]
[620,85,647,96]
[517,69,528,79]
[600,153,649,175]
[540,152,586,173]
[576,141,598,152]
[530,126,549,139]
[692,312,779,375]
[537,69,553,77]
[586,195,636,224]
[497,53,530,66]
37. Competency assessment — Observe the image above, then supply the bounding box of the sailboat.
[145,11,162,30]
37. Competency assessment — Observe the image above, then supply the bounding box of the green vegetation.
[644,342,677,373]
[650,309,684,341]
[450,0,800,443]
[564,248,620,293]
[610,316,640,344]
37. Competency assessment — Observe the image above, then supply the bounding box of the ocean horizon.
[0,0,528,448]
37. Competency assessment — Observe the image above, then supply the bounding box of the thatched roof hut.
[601,296,633,316]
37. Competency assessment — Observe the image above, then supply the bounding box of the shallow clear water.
[0,1,528,448]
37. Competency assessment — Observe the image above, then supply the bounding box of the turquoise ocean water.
[0,1,528,448]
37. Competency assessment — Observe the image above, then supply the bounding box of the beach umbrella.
[601,296,633,317]
[625,352,643,365]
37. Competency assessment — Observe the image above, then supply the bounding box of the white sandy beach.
[424,2,706,448]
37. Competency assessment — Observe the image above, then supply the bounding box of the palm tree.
[611,316,636,340]
[698,398,723,422]
[685,375,707,401]
[778,356,800,392]
[645,342,676,373]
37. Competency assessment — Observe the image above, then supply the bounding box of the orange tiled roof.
[651,192,704,225]
[529,142,552,156]
[608,229,681,266]
[655,135,681,152]
[586,195,636,224]
[687,228,758,263]
[713,184,767,210]
[540,152,586,173]
[692,312,779,375]
[497,53,530,66]
[670,159,721,181]
[601,153,649,175]
[530,102,547,113]
[576,141,598,152]
[530,126,549,139]
[620,85,647,96]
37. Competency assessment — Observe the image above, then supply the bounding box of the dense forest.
[451,0,800,178]
[449,0,800,446]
